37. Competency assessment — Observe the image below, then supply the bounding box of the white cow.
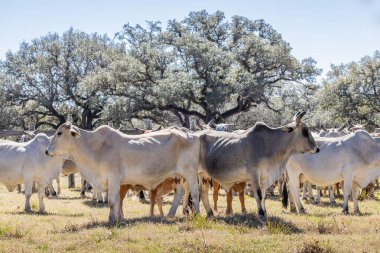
[286,131,380,214]
[0,134,63,212]
[46,123,201,223]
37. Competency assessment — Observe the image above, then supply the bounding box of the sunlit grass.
[0,178,379,252]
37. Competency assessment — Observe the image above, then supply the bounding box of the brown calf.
[213,180,247,215]
[119,178,180,217]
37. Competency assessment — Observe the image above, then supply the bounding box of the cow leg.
[48,182,57,197]
[168,180,185,216]
[302,183,308,200]
[119,185,130,219]
[97,191,104,203]
[335,182,341,197]
[352,182,360,215]
[342,176,353,215]
[315,186,321,204]
[168,182,185,217]
[24,180,33,212]
[212,180,220,212]
[199,178,213,217]
[150,189,158,216]
[182,183,191,215]
[288,189,297,213]
[17,184,22,194]
[108,182,121,224]
[56,177,61,195]
[80,178,86,198]
[306,182,314,200]
[156,197,164,216]
[287,172,305,213]
[187,176,200,215]
[104,192,108,203]
[37,185,46,212]
[329,185,336,204]
[235,182,247,213]
[225,189,233,215]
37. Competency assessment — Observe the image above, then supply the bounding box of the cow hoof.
[299,208,307,214]
[354,211,361,216]
[342,210,349,215]
[225,210,233,215]
[290,208,297,213]
[52,192,57,197]
[314,200,321,205]
[80,194,86,199]
[97,200,104,204]
[242,209,247,214]
[207,210,214,218]
[25,208,32,213]
[330,201,337,205]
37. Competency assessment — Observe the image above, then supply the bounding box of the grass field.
[0,178,379,253]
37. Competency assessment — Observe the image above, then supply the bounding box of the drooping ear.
[70,127,80,138]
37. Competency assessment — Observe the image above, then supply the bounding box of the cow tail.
[282,180,289,209]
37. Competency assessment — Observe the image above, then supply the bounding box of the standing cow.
[196,112,319,217]
[0,134,63,212]
[46,123,201,223]
[286,131,380,214]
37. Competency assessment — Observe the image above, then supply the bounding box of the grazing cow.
[196,112,319,217]
[286,131,380,214]
[0,134,63,212]
[46,123,201,223]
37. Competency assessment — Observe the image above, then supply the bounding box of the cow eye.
[57,132,62,136]
[302,128,309,137]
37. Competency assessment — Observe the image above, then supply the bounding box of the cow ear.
[70,128,80,138]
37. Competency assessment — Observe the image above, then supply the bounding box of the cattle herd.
[1,112,380,224]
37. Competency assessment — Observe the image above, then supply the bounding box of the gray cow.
[197,112,319,217]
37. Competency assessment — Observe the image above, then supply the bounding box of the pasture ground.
[0,178,379,253]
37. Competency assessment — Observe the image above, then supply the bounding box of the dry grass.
[0,178,379,253]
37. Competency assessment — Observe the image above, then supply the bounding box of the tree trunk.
[80,107,93,130]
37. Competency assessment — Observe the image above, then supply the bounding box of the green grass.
[0,178,379,252]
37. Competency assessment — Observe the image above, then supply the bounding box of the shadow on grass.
[82,200,109,208]
[5,210,85,218]
[213,213,303,233]
[80,216,187,230]
[47,196,85,200]
[77,212,302,235]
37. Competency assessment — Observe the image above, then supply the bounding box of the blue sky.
[1,0,379,76]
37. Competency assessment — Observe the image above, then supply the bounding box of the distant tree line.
[0,10,379,131]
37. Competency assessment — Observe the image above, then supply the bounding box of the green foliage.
[87,10,320,127]
[317,51,380,126]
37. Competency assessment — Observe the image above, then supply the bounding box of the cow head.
[45,122,80,156]
[284,111,319,154]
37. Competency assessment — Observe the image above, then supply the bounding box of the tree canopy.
[85,10,320,127]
